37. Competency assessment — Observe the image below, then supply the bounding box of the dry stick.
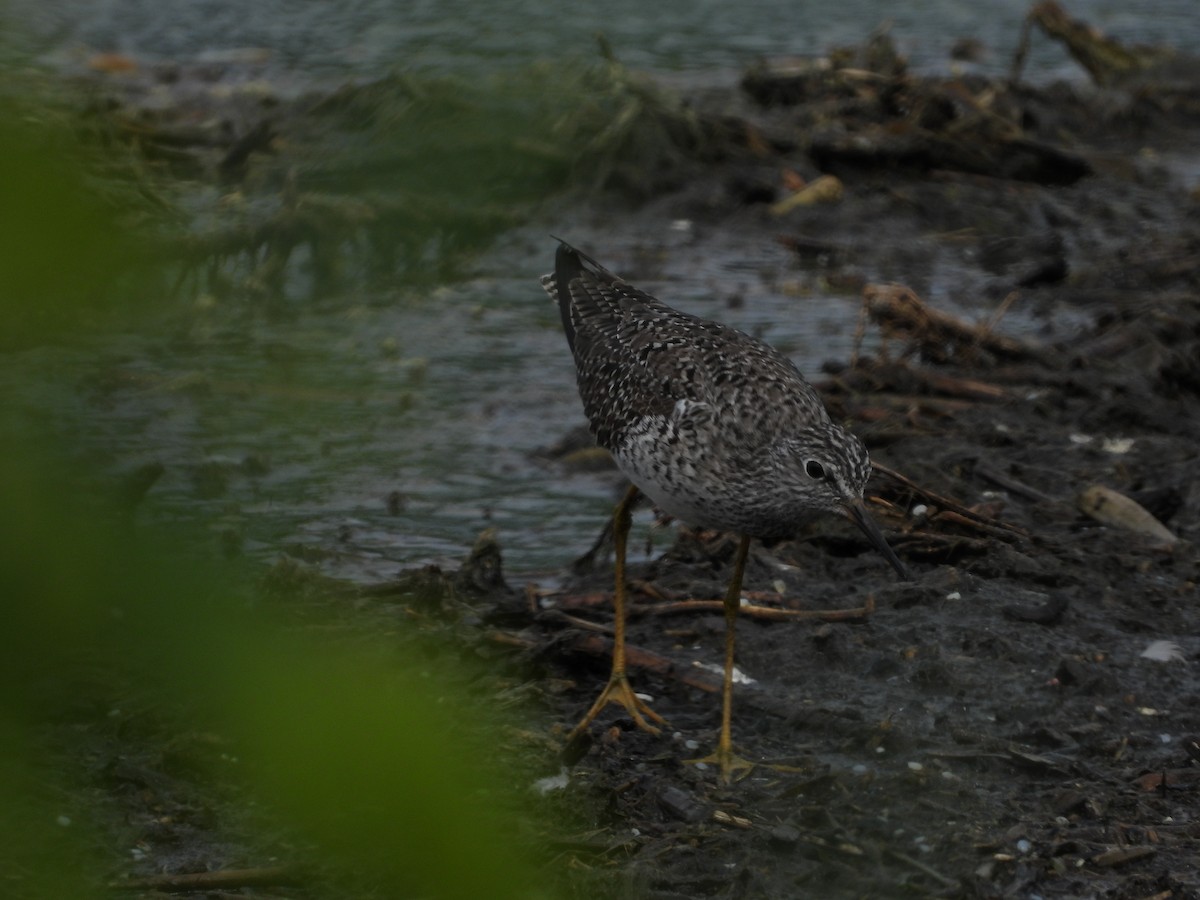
[555,590,629,611]
[569,632,722,694]
[551,610,615,634]
[961,289,1021,368]
[884,849,960,889]
[628,578,674,601]
[850,288,872,368]
[109,866,297,893]
[829,364,1009,405]
[551,593,873,624]
[933,509,1025,540]
[1009,3,1036,81]
[840,390,979,417]
[636,596,875,622]
[892,530,992,553]
[491,621,723,694]
[871,460,1030,538]
[914,369,1010,401]
[979,290,1020,343]
[863,283,1036,360]
[524,581,544,614]
[974,460,1057,504]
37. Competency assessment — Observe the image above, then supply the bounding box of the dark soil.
[39,22,1200,900]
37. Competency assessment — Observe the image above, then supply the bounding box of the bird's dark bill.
[845,500,908,580]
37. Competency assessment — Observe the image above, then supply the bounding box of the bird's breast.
[611,425,806,540]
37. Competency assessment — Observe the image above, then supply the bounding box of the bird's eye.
[805,460,826,479]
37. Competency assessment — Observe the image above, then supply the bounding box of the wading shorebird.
[542,240,907,781]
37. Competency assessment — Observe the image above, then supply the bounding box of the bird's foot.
[687,745,756,784]
[566,672,665,743]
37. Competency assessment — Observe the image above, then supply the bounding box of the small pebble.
[768,824,801,847]
[659,785,706,823]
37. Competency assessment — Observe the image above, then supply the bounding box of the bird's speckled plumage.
[542,241,874,542]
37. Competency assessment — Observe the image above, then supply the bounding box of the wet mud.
[524,298,1200,899]
[475,21,1200,899]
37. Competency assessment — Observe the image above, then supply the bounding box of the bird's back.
[541,242,829,455]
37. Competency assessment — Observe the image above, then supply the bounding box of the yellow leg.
[566,485,665,741]
[689,535,756,782]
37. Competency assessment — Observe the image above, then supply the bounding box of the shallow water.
[1,214,1090,579]
[14,0,1200,82]
[0,241,863,575]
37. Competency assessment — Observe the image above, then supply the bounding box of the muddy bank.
[24,6,1200,900]
[521,288,1200,899]
[468,10,1200,897]
[459,14,1200,899]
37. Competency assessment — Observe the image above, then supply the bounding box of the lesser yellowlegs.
[542,240,907,781]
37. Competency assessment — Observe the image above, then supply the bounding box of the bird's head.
[782,425,908,579]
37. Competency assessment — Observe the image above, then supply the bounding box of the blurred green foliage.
[0,107,543,898]
[0,716,101,899]
[1,443,540,898]
[0,46,712,308]
[0,114,151,346]
[0,40,708,892]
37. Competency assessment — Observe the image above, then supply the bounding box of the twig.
[863,283,1038,361]
[634,597,874,622]
[567,632,722,693]
[979,290,1020,344]
[851,282,872,368]
[884,848,960,889]
[974,461,1057,503]
[933,509,1025,540]
[491,623,722,693]
[549,592,874,622]
[913,369,1010,401]
[545,610,614,634]
[891,530,993,554]
[871,461,1029,538]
